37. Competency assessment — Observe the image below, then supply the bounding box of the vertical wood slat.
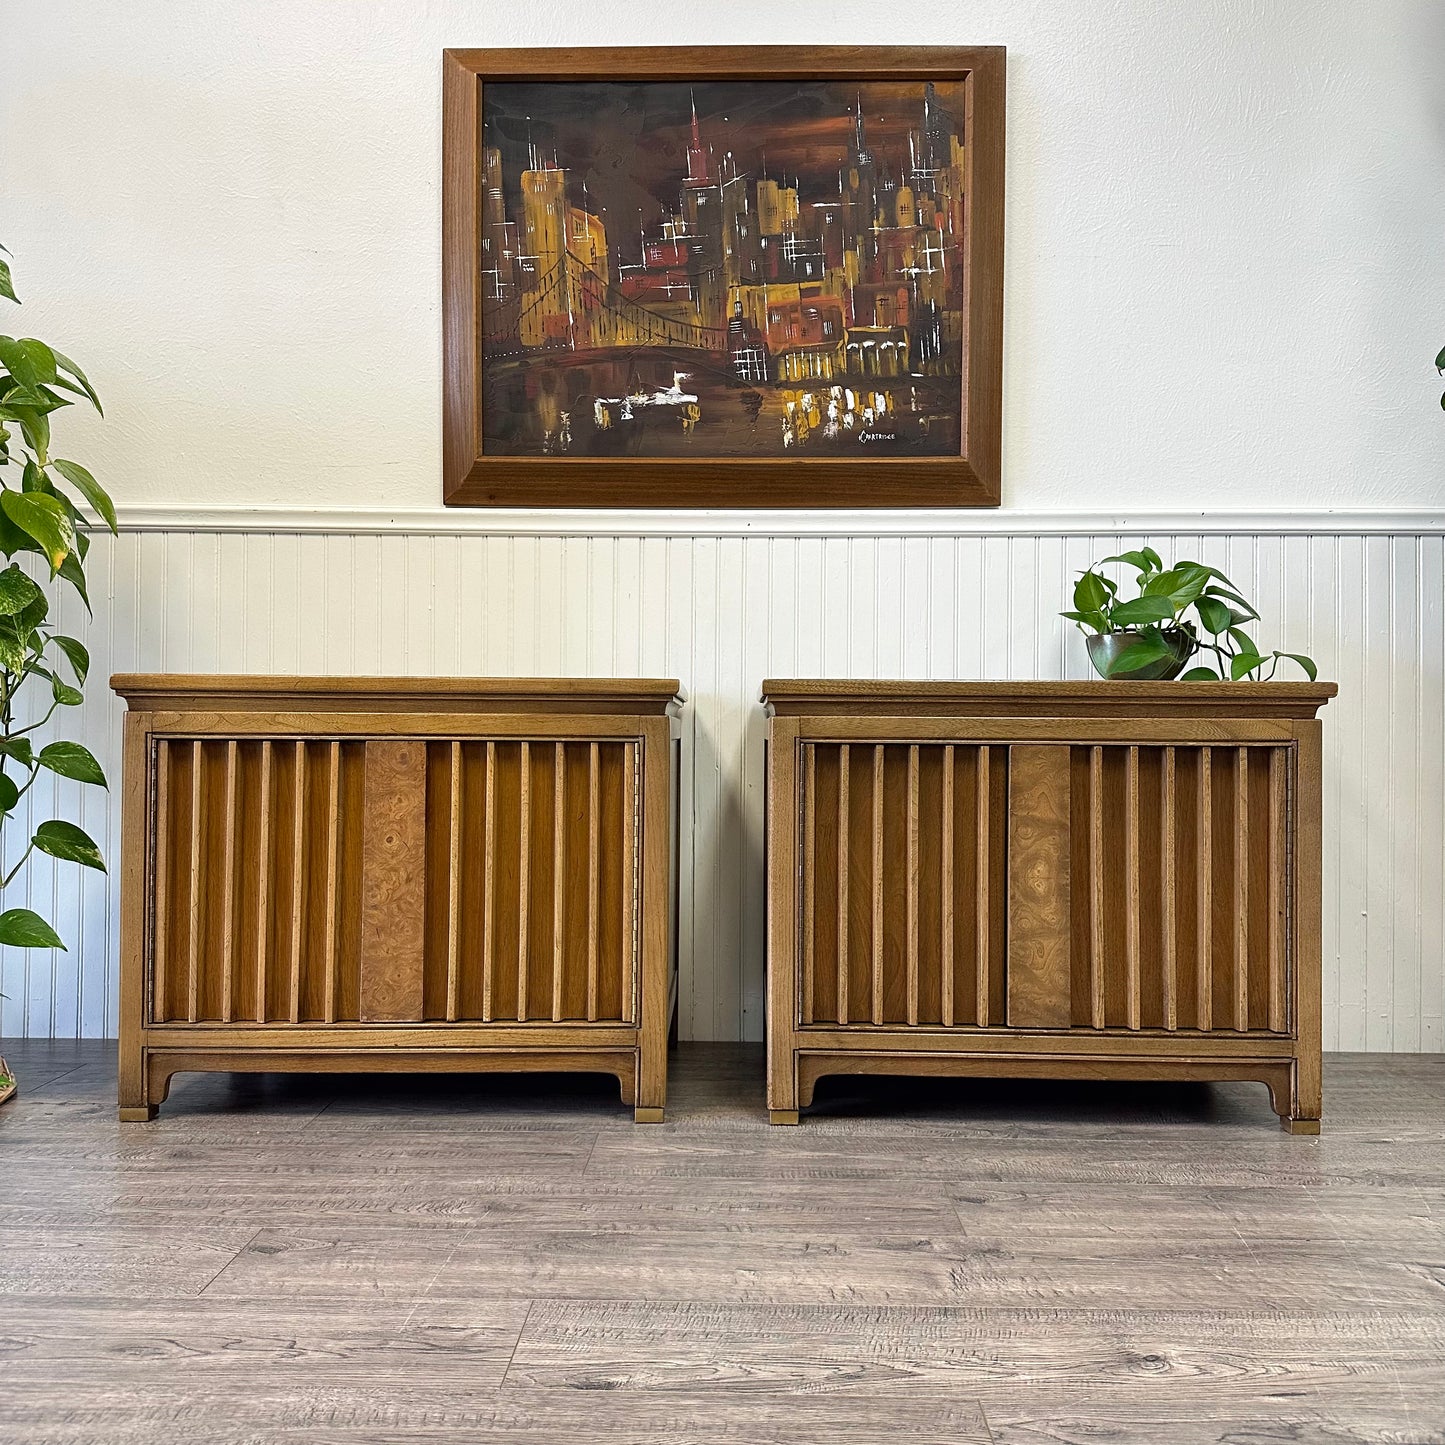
[446,741,462,1022]
[287,741,307,1023]
[482,741,496,1022]
[587,741,600,1023]
[1162,747,1178,1031]
[1125,745,1141,1031]
[1235,748,1250,1031]
[517,740,531,1022]
[552,741,566,1022]
[1089,746,1105,1029]
[187,740,202,1024]
[621,742,637,1022]
[871,744,884,1026]
[254,741,272,1024]
[323,741,341,1024]
[219,740,238,1023]
[153,741,171,1023]
[1268,747,1287,1031]
[1196,746,1212,1031]
[906,744,920,1027]
[975,745,990,1026]
[940,745,954,1029]
[837,745,850,1025]
[801,745,815,1024]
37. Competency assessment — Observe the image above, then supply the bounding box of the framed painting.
[442,47,1004,507]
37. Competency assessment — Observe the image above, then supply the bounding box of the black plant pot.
[1086,628,1195,681]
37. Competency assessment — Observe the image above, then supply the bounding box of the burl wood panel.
[359,741,427,1023]
[1006,746,1073,1029]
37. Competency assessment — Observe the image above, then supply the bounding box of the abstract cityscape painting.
[443,50,1004,507]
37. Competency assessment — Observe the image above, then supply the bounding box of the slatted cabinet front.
[765,681,1333,1130]
[798,742,1009,1028]
[147,735,640,1029]
[795,738,1294,1038]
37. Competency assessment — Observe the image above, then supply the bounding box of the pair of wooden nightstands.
[113,675,1333,1131]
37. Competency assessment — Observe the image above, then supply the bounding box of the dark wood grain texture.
[441,47,1004,509]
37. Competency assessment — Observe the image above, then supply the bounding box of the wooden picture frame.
[443,47,1005,508]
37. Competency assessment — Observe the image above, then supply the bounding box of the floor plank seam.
[193,1226,263,1297]
[24,1065,86,1093]
[497,1298,535,1388]
[396,1224,478,1331]
[579,1127,603,1177]
[293,1093,341,1136]
[978,1401,998,1445]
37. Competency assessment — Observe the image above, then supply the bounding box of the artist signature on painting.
[859,431,898,443]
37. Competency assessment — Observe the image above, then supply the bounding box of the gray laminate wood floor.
[0,1042,1442,1444]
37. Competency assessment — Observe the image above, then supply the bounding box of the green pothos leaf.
[32,819,105,872]
[50,634,89,683]
[37,741,106,787]
[0,908,66,949]
[0,562,42,617]
[0,490,72,573]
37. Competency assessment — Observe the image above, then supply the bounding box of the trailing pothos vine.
[0,244,117,956]
[1064,548,1318,681]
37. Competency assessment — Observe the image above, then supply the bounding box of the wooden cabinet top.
[760,679,1336,719]
[111,674,686,716]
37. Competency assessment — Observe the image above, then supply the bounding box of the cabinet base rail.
[118,1044,661,1123]
[770,1049,1316,1133]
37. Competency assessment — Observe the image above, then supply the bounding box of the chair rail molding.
[113,506,1445,539]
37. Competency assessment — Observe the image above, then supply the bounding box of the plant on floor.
[0,242,116,971]
[1063,548,1317,682]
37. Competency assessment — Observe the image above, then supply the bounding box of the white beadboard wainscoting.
[4,508,1442,1052]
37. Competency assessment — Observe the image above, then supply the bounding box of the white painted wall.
[1,5,1442,1045]
[4,0,1443,511]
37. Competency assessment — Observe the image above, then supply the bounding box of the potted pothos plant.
[1064,548,1317,682]
[0,244,117,1102]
